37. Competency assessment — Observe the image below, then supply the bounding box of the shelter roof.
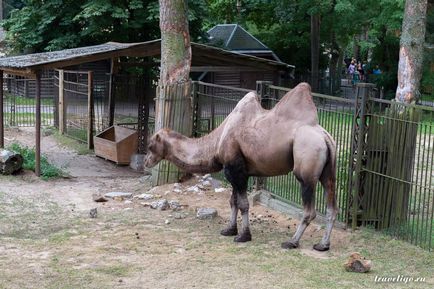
[0,39,293,77]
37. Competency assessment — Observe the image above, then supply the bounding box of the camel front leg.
[222,158,251,242]
[282,181,316,249]
[220,192,238,236]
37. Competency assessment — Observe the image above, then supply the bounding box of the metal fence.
[3,76,56,127]
[192,80,433,251]
[53,70,109,143]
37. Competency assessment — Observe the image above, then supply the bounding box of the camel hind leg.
[313,161,338,251]
[281,180,317,249]
[282,128,327,249]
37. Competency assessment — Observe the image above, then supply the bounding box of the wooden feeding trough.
[94,125,138,165]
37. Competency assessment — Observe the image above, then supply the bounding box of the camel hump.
[232,91,262,114]
[274,82,318,125]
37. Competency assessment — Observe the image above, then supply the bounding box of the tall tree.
[395,0,428,103]
[153,0,192,184]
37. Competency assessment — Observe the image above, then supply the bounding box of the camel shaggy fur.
[145,82,338,251]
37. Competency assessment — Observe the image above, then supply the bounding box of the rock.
[139,175,152,183]
[173,183,182,189]
[344,252,372,273]
[89,208,97,218]
[214,188,225,193]
[92,193,108,203]
[202,174,211,180]
[134,193,154,200]
[202,180,211,187]
[130,154,146,171]
[104,192,133,199]
[173,188,182,193]
[124,200,132,204]
[196,207,218,220]
[187,186,200,193]
[0,149,23,175]
[174,212,187,219]
[168,200,181,210]
[165,219,171,225]
[150,199,169,210]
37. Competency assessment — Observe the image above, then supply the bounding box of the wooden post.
[88,71,94,150]
[108,58,118,127]
[0,70,4,148]
[58,70,65,134]
[35,72,41,177]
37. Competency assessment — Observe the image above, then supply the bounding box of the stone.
[150,199,169,210]
[124,200,132,204]
[135,193,154,200]
[130,154,146,171]
[165,219,171,225]
[214,188,225,193]
[89,208,97,218]
[202,174,211,180]
[139,175,152,183]
[344,252,372,273]
[104,192,133,199]
[187,186,200,193]
[174,212,187,219]
[202,180,211,187]
[92,193,108,203]
[196,207,218,220]
[173,188,182,193]
[168,200,181,210]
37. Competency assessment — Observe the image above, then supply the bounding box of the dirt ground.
[0,128,433,289]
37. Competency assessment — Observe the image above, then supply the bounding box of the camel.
[144,82,338,251]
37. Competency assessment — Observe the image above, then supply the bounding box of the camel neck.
[164,131,222,173]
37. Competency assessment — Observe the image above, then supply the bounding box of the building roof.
[0,39,293,77]
[208,24,269,51]
[207,24,281,61]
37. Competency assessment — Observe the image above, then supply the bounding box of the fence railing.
[2,76,56,127]
[192,80,433,251]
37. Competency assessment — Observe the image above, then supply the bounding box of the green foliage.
[1,0,207,53]
[7,143,64,180]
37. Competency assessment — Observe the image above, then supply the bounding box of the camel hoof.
[281,241,299,249]
[313,243,330,251]
[234,230,252,242]
[220,226,238,236]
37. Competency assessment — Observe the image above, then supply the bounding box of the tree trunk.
[0,149,23,175]
[311,13,320,92]
[153,0,192,185]
[395,0,428,103]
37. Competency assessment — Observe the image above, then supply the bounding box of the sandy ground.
[0,128,433,289]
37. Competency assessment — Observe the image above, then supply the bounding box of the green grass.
[7,143,64,180]
[5,93,54,105]
[51,129,92,155]
[4,112,54,125]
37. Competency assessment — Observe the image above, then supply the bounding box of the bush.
[7,143,63,180]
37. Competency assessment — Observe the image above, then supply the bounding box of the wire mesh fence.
[2,75,56,127]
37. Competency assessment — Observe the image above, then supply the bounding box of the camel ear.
[155,134,161,142]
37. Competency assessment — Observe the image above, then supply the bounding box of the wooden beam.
[191,66,270,72]
[87,71,94,150]
[58,70,65,134]
[35,72,41,177]
[1,68,36,78]
[108,58,118,127]
[0,70,3,148]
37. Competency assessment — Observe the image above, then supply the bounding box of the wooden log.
[0,149,23,175]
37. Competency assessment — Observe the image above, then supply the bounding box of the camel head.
[144,129,169,168]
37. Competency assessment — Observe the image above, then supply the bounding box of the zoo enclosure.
[191,81,433,251]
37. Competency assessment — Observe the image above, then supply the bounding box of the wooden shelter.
[0,39,293,176]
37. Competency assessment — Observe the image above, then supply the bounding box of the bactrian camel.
[145,82,338,251]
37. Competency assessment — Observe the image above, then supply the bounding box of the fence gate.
[55,70,100,148]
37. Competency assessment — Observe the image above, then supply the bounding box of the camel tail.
[321,130,337,185]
